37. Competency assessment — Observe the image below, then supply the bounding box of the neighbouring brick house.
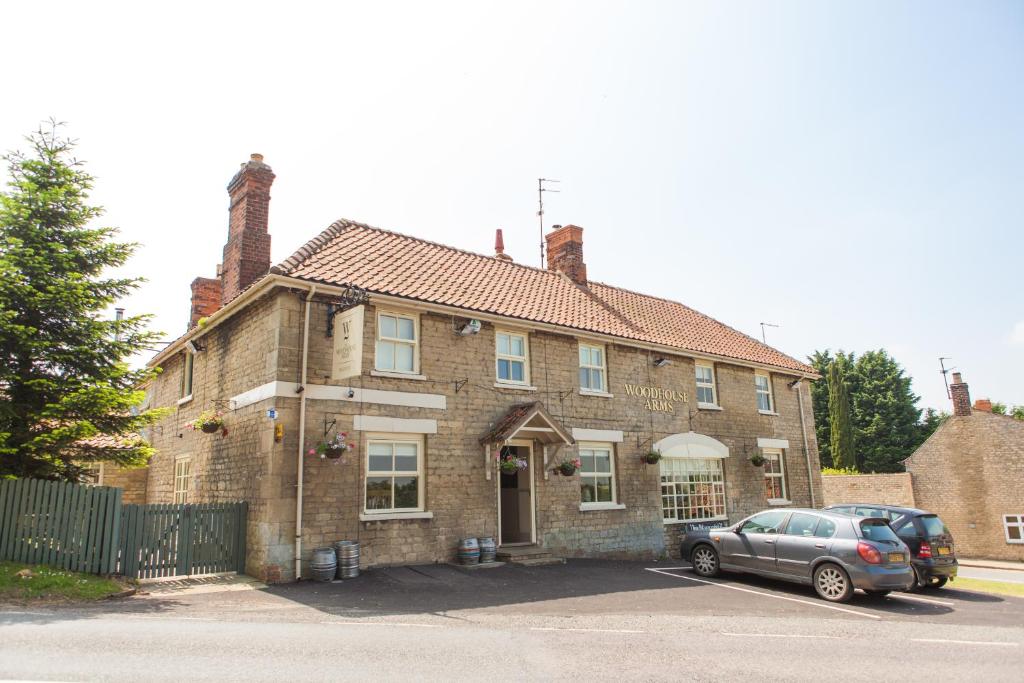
[140,154,823,582]
[905,373,1024,561]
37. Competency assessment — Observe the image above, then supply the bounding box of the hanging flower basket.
[496,452,528,475]
[188,410,225,435]
[642,451,662,465]
[749,453,767,467]
[553,458,581,476]
[310,433,355,460]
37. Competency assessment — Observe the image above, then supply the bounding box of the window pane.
[511,360,524,382]
[497,358,510,380]
[1009,526,1022,540]
[580,451,595,473]
[377,341,394,370]
[580,367,590,389]
[592,348,602,366]
[579,347,590,366]
[396,343,414,371]
[592,369,604,391]
[393,477,419,508]
[697,386,713,404]
[368,443,392,471]
[786,513,819,537]
[814,518,837,538]
[594,451,611,473]
[741,511,788,533]
[755,375,769,390]
[581,481,596,503]
[511,336,524,357]
[596,477,613,502]
[497,334,510,355]
[397,317,415,340]
[394,443,418,471]
[757,393,771,411]
[366,477,393,510]
[380,315,397,339]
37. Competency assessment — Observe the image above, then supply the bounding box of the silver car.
[679,509,915,602]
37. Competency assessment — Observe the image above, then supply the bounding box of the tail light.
[918,542,932,559]
[857,541,882,564]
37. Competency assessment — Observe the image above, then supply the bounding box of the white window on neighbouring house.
[579,343,607,393]
[375,311,418,374]
[174,456,191,504]
[80,462,104,486]
[755,371,774,413]
[695,362,717,407]
[579,443,616,506]
[660,457,727,523]
[180,350,194,400]
[365,436,424,513]
[763,448,787,501]
[496,331,530,384]
[1004,515,1024,544]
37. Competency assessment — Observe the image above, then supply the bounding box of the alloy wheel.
[816,566,847,599]
[692,547,717,575]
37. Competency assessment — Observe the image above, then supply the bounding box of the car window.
[860,519,900,542]
[785,513,820,537]
[855,507,889,519]
[918,515,950,537]
[740,511,788,534]
[813,518,837,538]
[896,521,919,539]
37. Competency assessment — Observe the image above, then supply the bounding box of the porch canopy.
[480,402,574,480]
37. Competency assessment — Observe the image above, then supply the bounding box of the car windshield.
[860,520,899,542]
[918,515,950,537]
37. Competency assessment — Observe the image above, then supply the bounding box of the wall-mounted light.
[185,339,205,353]
[458,319,482,336]
[653,358,672,368]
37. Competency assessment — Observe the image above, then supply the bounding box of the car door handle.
[763,539,775,544]
[814,543,825,549]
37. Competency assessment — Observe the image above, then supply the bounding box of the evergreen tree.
[991,402,1007,415]
[852,350,922,472]
[828,362,857,470]
[808,350,834,466]
[0,122,165,481]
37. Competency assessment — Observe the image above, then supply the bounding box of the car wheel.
[926,576,948,589]
[813,563,854,603]
[691,545,720,577]
[864,590,891,598]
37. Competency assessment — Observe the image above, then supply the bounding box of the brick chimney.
[494,229,512,262]
[950,372,972,417]
[973,398,993,413]
[189,276,223,329]
[221,154,274,304]
[545,224,586,284]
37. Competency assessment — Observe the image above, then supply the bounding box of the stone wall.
[905,412,1024,561]
[101,465,148,504]
[821,473,915,508]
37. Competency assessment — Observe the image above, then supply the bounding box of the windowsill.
[663,515,729,526]
[177,395,193,406]
[580,502,626,512]
[767,499,793,506]
[758,410,779,416]
[359,511,434,522]
[579,389,613,398]
[494,382,537,392]
[370,370,427,381]
[698,403,722,411]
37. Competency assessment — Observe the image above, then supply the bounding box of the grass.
[952,577,1024,598]
[0,561,129,604]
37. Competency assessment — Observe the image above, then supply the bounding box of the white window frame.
[364,434,425,514]
[495,330,530,386]
[578,343,608,394]
[173,456,191,504]
[762,448,788,503]
[374,310,420,375]
[80,462,105,486]
[179,350,194,403]
[1004,515,1024,544]
[659,456,728,524]
[755,370,775,414]
[695,362,718,408]
[578,442,618,509]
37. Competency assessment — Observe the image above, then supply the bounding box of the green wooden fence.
[0,478,247,579]
[0,478,123,574]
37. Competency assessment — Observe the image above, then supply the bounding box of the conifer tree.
[828,361,857,470]
[0,122,165,481]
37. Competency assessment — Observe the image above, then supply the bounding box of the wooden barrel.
[310,547,337,582]
[335,540,360,579]
[478,536,497,563]
[457,537,480,565]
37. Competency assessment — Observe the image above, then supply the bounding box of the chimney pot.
[494,229,512,262]
[251,153,264,162]
[950,372,972,417]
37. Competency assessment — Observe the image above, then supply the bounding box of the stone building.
[142,154,823,582]
[905,373,1024,561]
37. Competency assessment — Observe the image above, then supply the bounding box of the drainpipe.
[295,284,317,580]
[792,380,816,507]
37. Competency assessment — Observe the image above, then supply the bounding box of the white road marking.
[644,567,882,620]
[720,632,841,639]
[912,638,1019,647]
[324,621,442,628]
[530,627,645,634]
[887,593,956,607]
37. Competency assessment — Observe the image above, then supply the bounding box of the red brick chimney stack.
[545,224,587,284]
[221,153,275,304]
[973,399,993,413]
[188,276,223,329]
[950,372,972,417]
[494,229,512,262]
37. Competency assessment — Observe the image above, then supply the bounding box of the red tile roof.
[271,219,815,375]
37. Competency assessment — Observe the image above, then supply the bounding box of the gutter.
[295,284,317,580]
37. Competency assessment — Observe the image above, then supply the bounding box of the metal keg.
[310,547,337,582]
[335,540,360,579]
[457,537,480,565]
[478,536,497,563]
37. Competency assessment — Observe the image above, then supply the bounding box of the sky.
[1,0,1021,413]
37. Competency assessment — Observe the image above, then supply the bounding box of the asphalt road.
[2,560,1022,682]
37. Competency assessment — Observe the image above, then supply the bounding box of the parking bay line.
[720,632,841,639]
[886,593,956,607]
[644,567,882,620]
[530,627,646,634]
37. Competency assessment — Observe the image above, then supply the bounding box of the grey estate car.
[679,509,915,602]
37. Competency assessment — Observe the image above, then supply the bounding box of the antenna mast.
[939,357,954,399]
[759,322,779,344]
[537,178,560,268]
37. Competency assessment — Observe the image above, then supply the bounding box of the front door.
[499,444,534,544]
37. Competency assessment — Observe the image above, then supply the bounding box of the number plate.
[888,552,905,563]
[937,547,951,556]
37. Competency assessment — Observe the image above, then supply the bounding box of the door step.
[496,545,565,566]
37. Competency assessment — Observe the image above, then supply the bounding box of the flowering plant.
[554,457,582,476]
[309,433,355,460]
[642,450,662,465]
[188,410,225,435]
[496,451,528,475]
[749,453,767,467]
